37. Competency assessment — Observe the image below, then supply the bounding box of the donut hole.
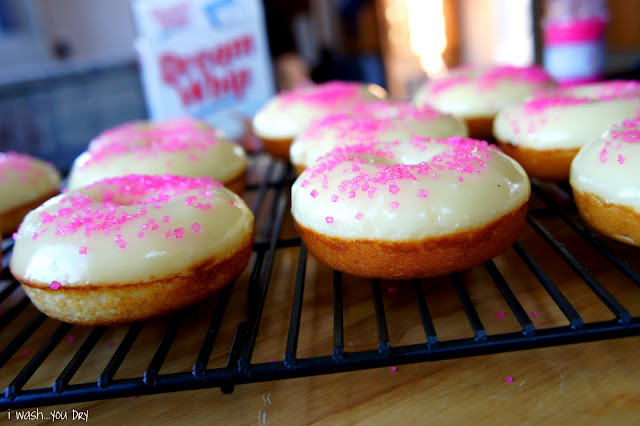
[350,142,454,168]
[82,175,219,207]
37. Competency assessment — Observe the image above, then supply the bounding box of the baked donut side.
[18,233,253,325]
[0,152,61,236]
[572,191,640,247]
[10,174,255,325]
[289,101,468,172]
[494,81,640,181]
[497,143,580,182]
[570,114,640,246]
[291,137,531,279]
[68,118,248,193]
[252,81,386,159]
[296,204,527,279]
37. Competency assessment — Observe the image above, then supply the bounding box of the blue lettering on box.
[204,0,248,28]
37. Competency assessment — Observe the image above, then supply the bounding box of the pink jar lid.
[544,17,606,44]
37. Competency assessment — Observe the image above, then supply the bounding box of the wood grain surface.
[1,160,639,425]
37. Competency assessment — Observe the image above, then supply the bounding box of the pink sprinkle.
[79,246,88,255]
[355,212,363,220]
[530,311,538,317]
[618,154,626,164]
[331,194,338,202]
[107,341,115,348]
[496,311,505,319]
[163,215,170,223]
[191,222,201,232]
[32,232,39,240]
[174,228,185,238]
[229,200,235,205]
[325,216,334,224]
[66,335,76,344]
[388,183,400,194]
[390,366,397,372]
[505,376,513,383]
[49,281,62,290]
[154,204,162,209]
[390,201,399,209]
[310,189,318,198]
[21,349,30,357]
[164,231,172,238]
[417,189,429,198]
[458,176,464,182]
[269,358,276,363]
[151,224,159,230]
[301,179,310,188]
[137,231,145,238]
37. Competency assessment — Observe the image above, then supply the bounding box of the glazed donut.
[570,113,640,246]
[291,137,531,279]
[413,65,555,140]
[9,174,254,325]
[252,81,386,159]
[0,152,60,236]
[68,118,248,193]
[289,100,468,173]
[494,80,640,181]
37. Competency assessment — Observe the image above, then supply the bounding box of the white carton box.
[132,0,274,139]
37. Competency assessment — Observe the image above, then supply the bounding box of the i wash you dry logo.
[7,408,89,422]
[156,0,254,114]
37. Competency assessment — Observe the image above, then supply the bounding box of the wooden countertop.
[1,161,640,424]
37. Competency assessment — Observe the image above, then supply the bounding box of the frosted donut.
[494,80,640,181]
[9,174,254,325]
[570,113,640,246]
[291,137,531,279]
[68,118,248,193]
[289,100,468,173]
[0,152,60,236]
[413,66,555,140]
[252,81,386,159]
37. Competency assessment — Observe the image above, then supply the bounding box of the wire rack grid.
[0,153,639,410]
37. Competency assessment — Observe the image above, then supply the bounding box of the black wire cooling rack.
[0,154,639,410]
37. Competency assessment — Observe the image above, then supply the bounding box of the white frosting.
[0,153,60,214]
[291,137,530,241]
[252,81,386,140]
[10,175,254,286]
[494,81,640,150]
[68,118,248,190]
[571,114,640,212]
[289,101,468,169]
[413,66,555,118]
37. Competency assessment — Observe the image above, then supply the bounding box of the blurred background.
[1,0,639,169]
